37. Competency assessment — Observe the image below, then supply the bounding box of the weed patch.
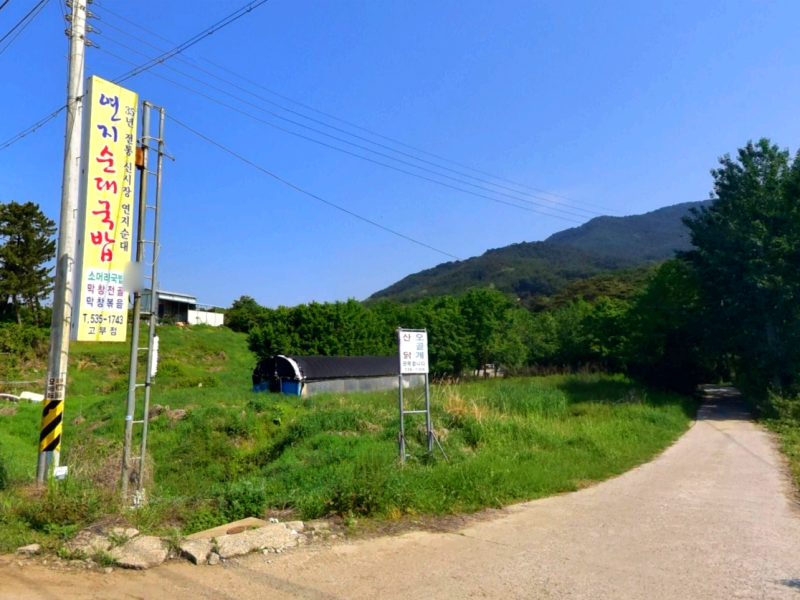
[0,326,694,551]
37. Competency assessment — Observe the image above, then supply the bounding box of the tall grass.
[0,326,694,552]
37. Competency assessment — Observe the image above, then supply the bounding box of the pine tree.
[0,201,57,326]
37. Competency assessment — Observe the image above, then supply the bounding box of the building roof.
[143,290,197,304]
[257,355,399,381]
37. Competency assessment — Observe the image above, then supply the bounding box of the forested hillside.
[368,242,635,304]
[369,200,709,303]
[546,201,710,260]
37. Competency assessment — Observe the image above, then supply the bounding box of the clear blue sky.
[1,0,799,308]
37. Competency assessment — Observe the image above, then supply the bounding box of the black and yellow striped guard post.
[39,399,63,453]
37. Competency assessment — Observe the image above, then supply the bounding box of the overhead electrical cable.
[94,3,618,215]
[97,18,606,218]
[97,45,586,225]
[97,38,591,221]
[0,0,13,13]
[112,0,270,84]
[167,114,462,261]
[0,105,65,151]
[0,0,49,55]
[0,0,266,152]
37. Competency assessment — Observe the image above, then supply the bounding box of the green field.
[0,325,694,553]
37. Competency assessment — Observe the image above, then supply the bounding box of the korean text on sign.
[398,329,429,374]
[71,76,138,343]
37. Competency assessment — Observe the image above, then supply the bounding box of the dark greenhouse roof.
[287,356,398,381]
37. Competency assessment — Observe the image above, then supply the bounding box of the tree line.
[227,259,709,391]
[230,139,800,415]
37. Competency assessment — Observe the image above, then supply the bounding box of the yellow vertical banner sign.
[72,76,138,342]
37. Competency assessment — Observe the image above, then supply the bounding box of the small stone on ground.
[111,536,169,570]
[16,544,40,556]
[180,538,213,565]
[216,523,300,559]
[285,521,304,533]
[207,552,220,566]
[66,531,109,555]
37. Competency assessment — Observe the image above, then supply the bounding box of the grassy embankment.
[0,325,695,554]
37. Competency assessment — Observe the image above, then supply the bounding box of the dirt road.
[3,388,800,599]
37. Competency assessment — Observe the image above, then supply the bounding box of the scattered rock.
[285,521,304,533]
[207,552,220,566]
[187,517,270,540]
[179,538,213,565]
[148,404,166,419]
[103,567,113,574]
[216,523,299,559]
[167,408,188,422]
[111,536,169,570]
[72,415,86,425]
[17,544,40,556]
[268,518,279,524]
[306,519,331,532]
[66,530,109,555]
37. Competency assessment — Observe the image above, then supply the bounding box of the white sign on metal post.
[399,329,429,374]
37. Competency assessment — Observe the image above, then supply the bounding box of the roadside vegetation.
[2,137,800,554]
[0,324,693,553]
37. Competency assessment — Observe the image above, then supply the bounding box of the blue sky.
[1,0,799,308]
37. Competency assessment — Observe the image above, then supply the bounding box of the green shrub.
[0,323,49,358]
[0,448,8,491]
[246,396,270,413]
[158,361,185,377]
[222,412,257,439]
[215,479,267,522]
[17,479,109,530]
[326,453,395,516]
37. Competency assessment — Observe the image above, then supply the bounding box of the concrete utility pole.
[37,0,88,483]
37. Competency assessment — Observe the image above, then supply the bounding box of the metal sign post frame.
[121,102,169,501]
[397,328,446,462]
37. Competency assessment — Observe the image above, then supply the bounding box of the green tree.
[682,139,800,396]
[407,296,471,375]
[226,295,265,333]
[458,289,513,370]
[0,201,56,325]
[624,260,711,391]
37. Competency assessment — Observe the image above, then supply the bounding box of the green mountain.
[545,200,709,260]
[368,200,710,303]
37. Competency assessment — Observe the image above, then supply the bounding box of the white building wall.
[187,309,225,327]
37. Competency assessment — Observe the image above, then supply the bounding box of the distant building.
[253,355,424,396]
[141,290,225,327]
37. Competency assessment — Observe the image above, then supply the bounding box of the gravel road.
[3,387,799,599]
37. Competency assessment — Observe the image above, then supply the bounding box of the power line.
[112,0,270,84]
[0,0,265,152]
[167,113,463,262]
[96,17,606,219]
[94,3,618,216]
[0,0,49,52]
[0,0,13,13]
[96,45,587,225]
[100,37,597,219]
[0,104,65,151]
